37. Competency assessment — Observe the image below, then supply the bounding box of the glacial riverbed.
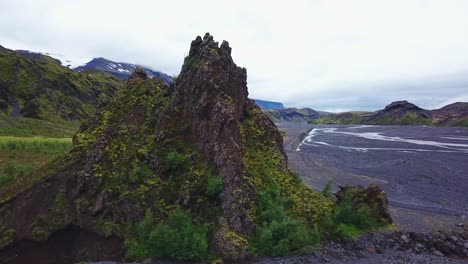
[278,123,468,232]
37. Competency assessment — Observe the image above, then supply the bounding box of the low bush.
[317,189,384,240]
[206,173,223,199]
[254,186,319,256]
[165,150,188,178]
[129,160,154,184]
[0,161,37,188]
[335,199,380,230]
[125,208,209,261]
[321,180,333,198]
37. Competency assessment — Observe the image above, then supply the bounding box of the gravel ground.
[278,123,468,233]
[254,232,468,264]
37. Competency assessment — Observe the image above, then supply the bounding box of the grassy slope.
[0,114,78,138]
[0,47,122,124]
[0,136,72,189]
[264,108,319,122]
[0,47,119,199]
[312,112,435,125]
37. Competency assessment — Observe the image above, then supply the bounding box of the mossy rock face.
[0,34,385,262]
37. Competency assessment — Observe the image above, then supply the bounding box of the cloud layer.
[1,0,468,111]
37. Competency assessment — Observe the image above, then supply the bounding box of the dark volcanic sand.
[277,123,468,232]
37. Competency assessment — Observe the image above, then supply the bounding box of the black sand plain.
[278,123,468,232]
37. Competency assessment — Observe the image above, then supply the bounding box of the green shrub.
[254,186,318,256]
[316,190,384,241]
[125,209,154,258]
[321,180,333,198]
[0,161,36,188]
[256,217,315,256]
[334,224,361,240]
[129,160,154,184]
[183,57,201,70]
[334,197,380,230]
[125,208,209,261]
[165,150,187,178]
[291,172,303,184]
[206,173,223,199]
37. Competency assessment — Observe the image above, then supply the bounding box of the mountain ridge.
[254,99,285,109]
[75,57,174,83]
[264,107,325,122]
[311,100,468,126]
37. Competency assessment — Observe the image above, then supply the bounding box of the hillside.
[432,102,468,126]
[311,100,468,126]
[264,107,321,122]
[0,34,390,263]
[0,45,122,136]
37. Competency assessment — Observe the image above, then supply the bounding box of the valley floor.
[278,123,468,233]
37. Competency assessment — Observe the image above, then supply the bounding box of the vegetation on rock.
[125,208,209,261]
[0,136,71,189]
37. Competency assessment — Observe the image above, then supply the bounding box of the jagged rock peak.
[178,33,249,119]
[163,33,259,237]
[188,33,235,62]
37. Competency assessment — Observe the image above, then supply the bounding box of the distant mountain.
[75,57,174,83]
[1,45,122,136]
[310,100,468,126]
[254,99,285,109]
[15,50,174,83]
[264,108,322,122]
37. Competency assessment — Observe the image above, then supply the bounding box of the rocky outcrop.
[367,100,431,123]
[158,33,270,244]
[335,184,393,225]
[171,34,256,234]
[381,100,423,112]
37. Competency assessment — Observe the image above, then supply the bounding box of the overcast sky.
[1,0,468,111]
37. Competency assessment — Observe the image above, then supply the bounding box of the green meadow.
[0,136,72,188]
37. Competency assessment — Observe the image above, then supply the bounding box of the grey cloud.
[1,0,468,112]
